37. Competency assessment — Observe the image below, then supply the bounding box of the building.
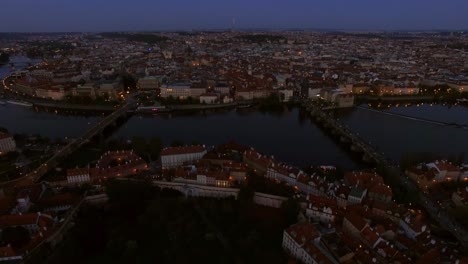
[283,223,321,260]
[306,195,337,224]
[72,83,97,99]
[36,193,80,213]
[199,93,219,104]
[35,85,69,100]
[0,133,16,155]
[393,87,420,95]
[406,168,435,191]
[342,212,369,239]
[333,93,354,108]
[447,82,468,93]
[214,83,230,95]
[344,171,392,203]
[160,84,191,99]
[173,166,233,188]
[67,168,91,185]
[235,88,270,100]
[0,213,54,234]
[161,146,207,169]
[99,82,123,100]
[308,88,322,99]
[352,85,370,94]
[399,212,427,240]
[243,149,274,175]
[451,187,468,207]
[283,222,338,264]
[137,76,163,91]
[190,86,207,98]
[347,187,367,205]
[14,76,50,97]
[0,246,22,262]
[279,89,294,102]
[320,89,354,108]
[426,160,461,181]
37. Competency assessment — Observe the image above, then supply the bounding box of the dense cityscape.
[1,2,468,263]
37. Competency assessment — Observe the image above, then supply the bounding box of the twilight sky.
[2,0,468,32]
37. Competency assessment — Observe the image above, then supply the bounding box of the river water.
[338,105,468,163]
[1,56,467,168]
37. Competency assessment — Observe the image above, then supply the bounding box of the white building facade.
[161,146,207,169]
[0,133,16,155]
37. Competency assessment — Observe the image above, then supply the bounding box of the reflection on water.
[338,104,468,163]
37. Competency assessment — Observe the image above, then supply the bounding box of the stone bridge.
[302,100,468,249]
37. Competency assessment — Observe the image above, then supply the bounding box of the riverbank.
[355,106,468,128]
[356,94,436,102]
[169,102,239,111]
[33,102,118,112]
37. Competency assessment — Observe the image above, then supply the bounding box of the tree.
[1,226,30,248]
[281,198,300,226]
[4,151,19,161]
[238,185,254,207]
[131,136,147,154]
[148,137,162,159]
[170,140,184,147]
[122,74,137,91]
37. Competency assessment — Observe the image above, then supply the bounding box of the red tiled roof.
[0,132,13,140]
[161,145,205,156]
[244,149,274,168]
[433,160,459,172]
[0,213,53,229]
[415,248,440,264]
[0,246,17,258]
[217,141,250,153]
[67,168,89,177]
[303,241,333,264]
[36,193,80,209]
[360,226,380,246]
[345,212,368,231]
[15,184,44,203]
[368,183,393,197]
[286,222,320,246]
[309,194,338,211]
[0,197,15,214]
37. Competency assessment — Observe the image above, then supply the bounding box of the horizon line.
[0,27,467,34]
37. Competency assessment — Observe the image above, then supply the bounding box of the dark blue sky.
[2,0,468,32]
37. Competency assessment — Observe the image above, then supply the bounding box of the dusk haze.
[0,1,468,263]
[1,0,468,32]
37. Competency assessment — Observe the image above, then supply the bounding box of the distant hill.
[100,32,169,44]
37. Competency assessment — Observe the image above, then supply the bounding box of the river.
[338,105,468,163]
[1,56,467,168]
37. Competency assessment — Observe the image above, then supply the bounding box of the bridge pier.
[98,131,105,143]
[362,153,374,163]
[340,136,349,143]
[350,144,363,152]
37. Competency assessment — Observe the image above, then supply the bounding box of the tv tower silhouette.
[231,17,236,32]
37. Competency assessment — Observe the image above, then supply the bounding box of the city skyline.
[2,0,468,32]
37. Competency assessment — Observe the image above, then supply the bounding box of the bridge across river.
[304,101,391,165]
[1,100,137,188]
[303,100,468,249]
